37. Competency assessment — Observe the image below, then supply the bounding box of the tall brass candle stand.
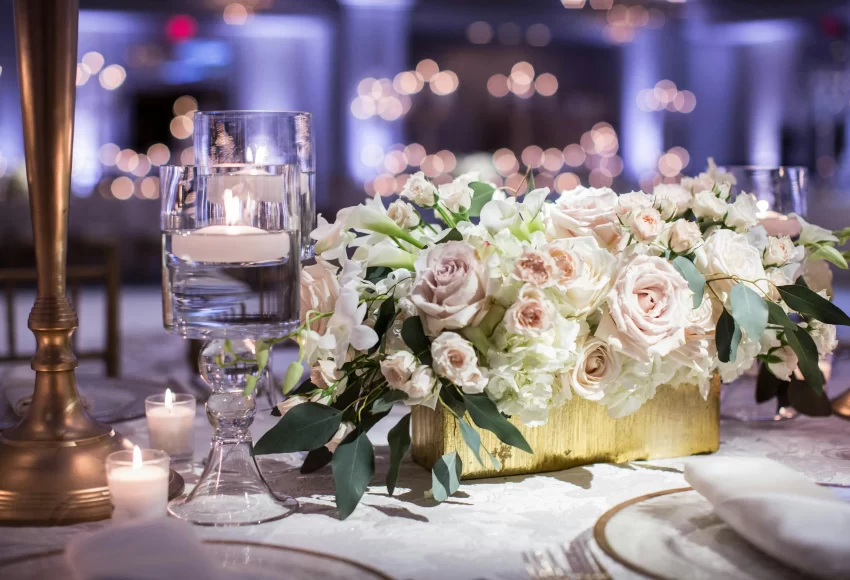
[0,0,128,524]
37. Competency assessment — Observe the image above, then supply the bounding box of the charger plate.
[0,540,393,580]
[593,487,850,580]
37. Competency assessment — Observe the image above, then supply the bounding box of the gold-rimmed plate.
[593,487,850,580]
[0,540,394,579]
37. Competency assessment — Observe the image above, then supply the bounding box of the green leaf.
[467,182,496,217]
[485,449,501,471]
[672,256,706,308]
[809,243,848,269]
[290,379,319,396]
[386,413,411,496]
[332,432,375,520]
[767,301,792,327]
[783,325,824,394]
[255,402,342,454]
[755,363,784,403]
[788,377,832,416]
[526,170,535,192]
[777,285,850,326]
[300,447,334,474]
[795,276,809,288]
[370,389,408,414]
[715,309,741,364]
[402,316,432,364]
[729,283,768,340]
[834,226,850,246]
[431,451,462,502]
[458,418,484,465]
[282,361,304,394]
[371,297,396,352]
[462,393,533,454]
[439,384,467,418]
[364,266,392,284]
[255,340,270,370]
[757,354,783,365]
[437,228,464,243]
[244,375,258,397]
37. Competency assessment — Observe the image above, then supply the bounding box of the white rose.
[595,254,692,362]
[300,259,340,334]
[401,171,437,206]
[326,422,355,453]
[431,332,488,394]
[480,198,521,235]
[275,395,307,417]
[380,351,418,390]
[513,249,558,287]
[616,191,653,216]
[791,213,838,244]
[694,229,768,297]
[692,190,728,221]
[629,207,665,242]
[724,193,759,232]
[763,236,797,267]
[745,224,769,251]
[310,359,342,389]
[653,183,693,216]
[402,365,439,403]
[386,199,420,229]
[410,241,490,336]
[503,289,556,338]
[680,175,716,195]
[543,237,617,316]
[566,337,622,401]
[802,259,834,297]
[438,180,474,213]
[767,345,798,381]
[809,320,838,356]
[544,186,623,249]
[668,219,702,254]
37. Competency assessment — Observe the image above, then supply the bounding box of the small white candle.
[106,446,169,523]
[170,225,290,264]
[145,389,196,461]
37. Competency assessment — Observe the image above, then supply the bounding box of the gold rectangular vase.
[412,379,720,479]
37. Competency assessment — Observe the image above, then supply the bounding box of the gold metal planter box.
[411,379,720,479]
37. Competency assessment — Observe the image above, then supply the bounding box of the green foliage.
[777,285,850,326]
[672,256,705,308]
[332,432,375,519]
[766,302,824,394]
[386,413,412,496]
[282,361,304,394]
[788,377,832,416]
[437,228,464,243]
[715,309,741,363]
[255,403,342,454]
[402,316,432,364]
[431,452,462,502]
[440,384,467,418]
[467,182,496,217]
[370,390,408,415]
[809,243,848,269]
[300,447,334,474]
[458,418,484,465]
[729,283,768,340]
[462,393,532,454]
[364,266,392,284]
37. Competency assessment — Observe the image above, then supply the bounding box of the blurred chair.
[0,239,120,377]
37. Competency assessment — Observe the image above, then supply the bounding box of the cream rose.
[767,345,798,381]
[386,199,420,229]
[694,229,768,297]
[544,186,623,249]
[629,207,665,242]
[410,241,489,336]
[401,171,437,206]
[668,219,702,254]
[653,183,692,216]
[431,332,487,394]
[326,422,355,453]
[616,191,653,216]
[310,359,342,389]
[567,337,621,401]
[763,236,797,267]
[595,254,692,362]
[275,395,307,418]
[725,193,759,232]
[809,320,838,356]
[513,249,558,287]
[692,190,728,221]
[543,237,617,316]
[380,351,418,390]
[300,259,340,333]
[438,180,474,213]
[401,365,439,404]
[503,289,555,337]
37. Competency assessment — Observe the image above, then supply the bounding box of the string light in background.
[637,80,696,113]
[223,3,251,25]
[99,64,126,90]
[489,63,558,98]
[466,21,494,44]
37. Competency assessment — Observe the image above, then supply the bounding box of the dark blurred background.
[2,0,850,284]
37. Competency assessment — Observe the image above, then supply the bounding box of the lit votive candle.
[106,446,169,523]
[145,389,196,461]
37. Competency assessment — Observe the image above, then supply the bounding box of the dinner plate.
[0,540,393,579]
[594,486,850,580]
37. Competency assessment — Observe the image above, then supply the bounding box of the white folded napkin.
[685,457,850,580]
[65,518,223,580]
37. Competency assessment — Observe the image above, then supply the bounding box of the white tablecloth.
[0,401,848,580]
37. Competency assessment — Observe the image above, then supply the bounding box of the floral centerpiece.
[249,159,850,519]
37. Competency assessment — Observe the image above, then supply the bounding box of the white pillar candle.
[106,447,169,523]
[145,389,196,461]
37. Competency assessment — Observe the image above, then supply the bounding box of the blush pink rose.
[544,186,623,249]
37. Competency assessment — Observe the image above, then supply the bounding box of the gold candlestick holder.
[0,0,181,525]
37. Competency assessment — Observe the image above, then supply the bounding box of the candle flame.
[222,189,240,226]
[164,388,173,409]
[132,445,143,470]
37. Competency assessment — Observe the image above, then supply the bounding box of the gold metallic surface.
[412,379,720,479]
[0,0,128,525]
[831,388,850,420]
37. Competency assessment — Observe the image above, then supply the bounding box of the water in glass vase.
[162,227,300,339]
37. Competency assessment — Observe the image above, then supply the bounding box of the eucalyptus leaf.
[255,402,342,455]
[755,363,785,403]
[371,297,396,352]
[777,285,850,326]
[783,325,824,394]
[300,447,334,474]
[431,451,462,502]
[437,228,464,243]
[458,418,484,465]
[462,393,532,454]
[364,266,392,284]
[795,276,809,288]
[485,449,501,471]
[526,171,535,192]
[371,389,408,414]
[715,309,741,364]
[729,283,768,340]
[290,379,319,396]
[386,413,412,496]
[467,182,496,217]
[332,432,375,520]
[788,377,832,416]
[672,256,705,308]
[402,316,432,364]
[809,243,848,269]
[440,384,467,418]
